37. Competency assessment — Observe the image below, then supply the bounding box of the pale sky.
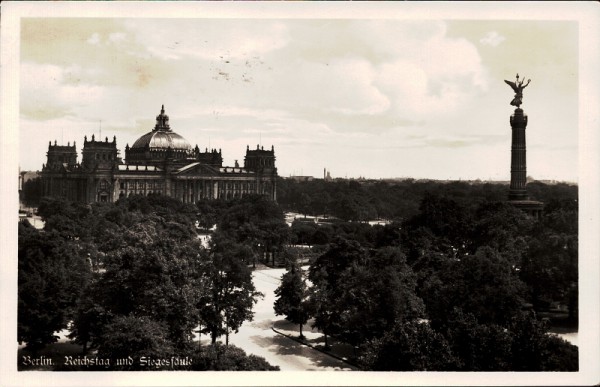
[18,12,579,181]
[3,4,600,386]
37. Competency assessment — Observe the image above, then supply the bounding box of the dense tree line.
[283,179,578,315]
[18,194,282,370]
[277,177,577,222]
[274,179,578,371]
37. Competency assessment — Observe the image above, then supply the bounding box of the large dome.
[130,105,192,152]
[131,130,192,151]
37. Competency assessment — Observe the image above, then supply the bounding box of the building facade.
[41,106,277,203]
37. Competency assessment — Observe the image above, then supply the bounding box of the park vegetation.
[19,177,578,371]
[274,177,578,371]
[18,194,284,370]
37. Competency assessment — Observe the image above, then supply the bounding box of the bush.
[190,344,279,371]
[96,316,175,370]
[359,321,458,371]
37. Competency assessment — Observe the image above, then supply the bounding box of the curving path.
[213,268,356,371]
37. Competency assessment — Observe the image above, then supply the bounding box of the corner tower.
[44,140,78,170]
[244,144,277,200]
[82,134,119,171]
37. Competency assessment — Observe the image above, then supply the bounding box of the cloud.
[421,134,506,148]
[18,18,577,181]
[259,57,391,119]
[123,19,289,61]
[20,62,112,121]
[108,32,127,43]
[19,18,489,175]
[87,33,101,45]
[480,31,506,47]
[287,20,489,121]
[21,18,490,135]
[20,63,72,120]
[122,19,489,124]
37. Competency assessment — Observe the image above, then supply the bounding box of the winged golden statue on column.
[504,73,531,108]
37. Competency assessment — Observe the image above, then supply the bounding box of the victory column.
[504,74,543,218]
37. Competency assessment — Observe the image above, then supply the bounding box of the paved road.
[208,268,356,371]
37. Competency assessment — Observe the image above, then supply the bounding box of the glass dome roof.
[130,105,192,152]
[131,130,192,151]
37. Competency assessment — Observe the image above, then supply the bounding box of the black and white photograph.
[1,2,599,386]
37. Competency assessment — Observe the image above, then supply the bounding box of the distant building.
[19,170,40,191]
[289,176,314,182]
[41,105,278,203]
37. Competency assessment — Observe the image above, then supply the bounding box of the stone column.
[509,108,528,200]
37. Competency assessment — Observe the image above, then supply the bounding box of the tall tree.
[218,194,290,266]
[306,277,335,349]
[274,263,311,338]
[200,233,262,345]
[442,309,513,371]
[403,193,473,258]
[521,199,578,314]
[307,238,365,345]
[70,218,206,351]
[422,246,525,328]
[18,222,91,349]
[509,311,578,371]
[309,239,424,348]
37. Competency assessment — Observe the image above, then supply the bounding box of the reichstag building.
[41,106,277,203]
